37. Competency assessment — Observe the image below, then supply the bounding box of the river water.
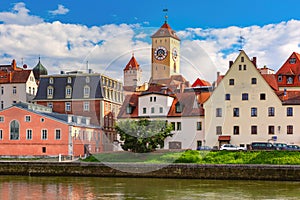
[0,176,300,200]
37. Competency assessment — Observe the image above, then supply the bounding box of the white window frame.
[41,129,48,140]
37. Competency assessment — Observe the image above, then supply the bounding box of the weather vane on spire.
[163,8,168,23]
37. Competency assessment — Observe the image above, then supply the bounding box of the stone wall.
[0,162,300,181]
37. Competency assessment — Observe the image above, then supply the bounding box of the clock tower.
[151,17,180,81]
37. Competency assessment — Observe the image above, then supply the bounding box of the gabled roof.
[151,22,180,40]
[276,90,300,105]
[11,70,32,83]
[124,55,140,71]
[261,74,278,91]
[117,93,139,118]
[276,52,300,75]
[191,78,211,87]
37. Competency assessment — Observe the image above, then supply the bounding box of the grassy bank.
[84,150,300,165]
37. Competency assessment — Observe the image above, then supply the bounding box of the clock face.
[154,46,167,60]
[172,48,178,61]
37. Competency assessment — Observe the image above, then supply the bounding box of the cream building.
[204,50,300,148]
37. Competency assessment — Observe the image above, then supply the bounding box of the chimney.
[12,59,17,71]
[217,71,220,78]
[60,71,65,74]
[252,57,257,67]
[229,61,233,68]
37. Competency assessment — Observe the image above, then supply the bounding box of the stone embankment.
[0,161,300,181]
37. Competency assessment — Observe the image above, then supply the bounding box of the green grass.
[83,150,300,165]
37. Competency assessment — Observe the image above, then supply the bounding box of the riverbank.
[1,161,300,181]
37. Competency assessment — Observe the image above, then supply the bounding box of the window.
[150,97,152,102]
[278,75,282,82]
[243,65,247,70]
[41,129,48,140]
[83,102,90,111]
[287,77,293,84]
[65,102,71,111]
[47,102,53,108]
[287,125,293,134]
[0,116,4,122]
[268,107,275,117]
[65,86,72,98]
[154,97,156,102]
[241,56,244,62]
[233,126,239,135]
[216,108,222,117]
[10,120,19,140]
[225,94,230,100]
[259,93,266,100]
[25,115,31,122]
[0,129,2,140]
[49,77,54,84]
[143,107,146,114]
[197,122,202,131]
[0,101,3,110]
[67,77,72,83]
[251,78,257,84]
[159,107,163,113]
[170,122,175,131]
[126,105,133,114]
[26,129,32,140]
[233,108,239,117]
[175,102,183,113]
[42,147,46,153]
[216,126,222,135]
[251,107,257,117]
[287,107,293,116]
[1,86,3,95]
[151,107,155,113]
[33,87,35,95]
[239,65,242,70]
[29,87,31,94]
[229,79,234,85]
[251,126,257,135]
[177,122,182,131]
[41,118,45,122]
[268,126,275,135]
[47,86,54,98]
[12,86,16,94]
[55,129,61,140]
[84,85,90,98]
[289,58,296,64]
[242,93,248,100]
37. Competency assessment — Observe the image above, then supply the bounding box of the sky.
[0,0,300,83]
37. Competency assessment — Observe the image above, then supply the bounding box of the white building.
[204,50,300,148]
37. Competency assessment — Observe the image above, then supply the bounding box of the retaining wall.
[0,162,300,181]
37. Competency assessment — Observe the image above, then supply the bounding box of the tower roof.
[151,22,180,41]
[124,54,140,71]
[33,57,48,80]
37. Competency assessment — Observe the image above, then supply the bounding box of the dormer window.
[86,76,90,83]
[287,77,293,84]
[67,77,72,83]
[49,77,54,84]
[278,75,282,82]
[175,102,183,113]
[289,58,296,64]
[47,86,54,99]
[126,104,133,114]
[65,86,72,98]
[84,85,90,98]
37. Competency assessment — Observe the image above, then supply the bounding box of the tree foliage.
[115,119,174,153]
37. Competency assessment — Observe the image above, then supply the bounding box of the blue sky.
[0,1,300,82]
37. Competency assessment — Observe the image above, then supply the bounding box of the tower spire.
[163,9,168,23]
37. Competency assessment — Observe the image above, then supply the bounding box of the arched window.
[10,120,19,140]
[67,77,72,83]
[84,85,90,98]
[65,86,72,98]
[47,86,54,99]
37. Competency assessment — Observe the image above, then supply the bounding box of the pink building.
[0,102,103,157]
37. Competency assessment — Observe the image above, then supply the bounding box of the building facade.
[204,50,300,148]
[0,102,102,157]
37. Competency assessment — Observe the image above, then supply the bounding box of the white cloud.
[49,4,70,15]
[0,2,43,25]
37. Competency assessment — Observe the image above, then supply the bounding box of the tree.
[115,119,174,153]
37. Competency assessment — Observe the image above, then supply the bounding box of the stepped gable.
[151,22,180,40]
[123,55,140,71]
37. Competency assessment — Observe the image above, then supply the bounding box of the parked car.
[250,142,276,150]
[196,146,212,151]
[272,143,288,150]
[286,144,300,151]
[220,144,247,151]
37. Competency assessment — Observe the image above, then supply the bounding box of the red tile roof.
[123,55,140,71]
[276,90,300,105]
[191,78,211,87]
[11,70,32,83]
[261,74,278,91]
[151,22,180,40]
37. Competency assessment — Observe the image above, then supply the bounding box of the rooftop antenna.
[163,8,168,23]
[238,31,245,50]
[86,60,89,72]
